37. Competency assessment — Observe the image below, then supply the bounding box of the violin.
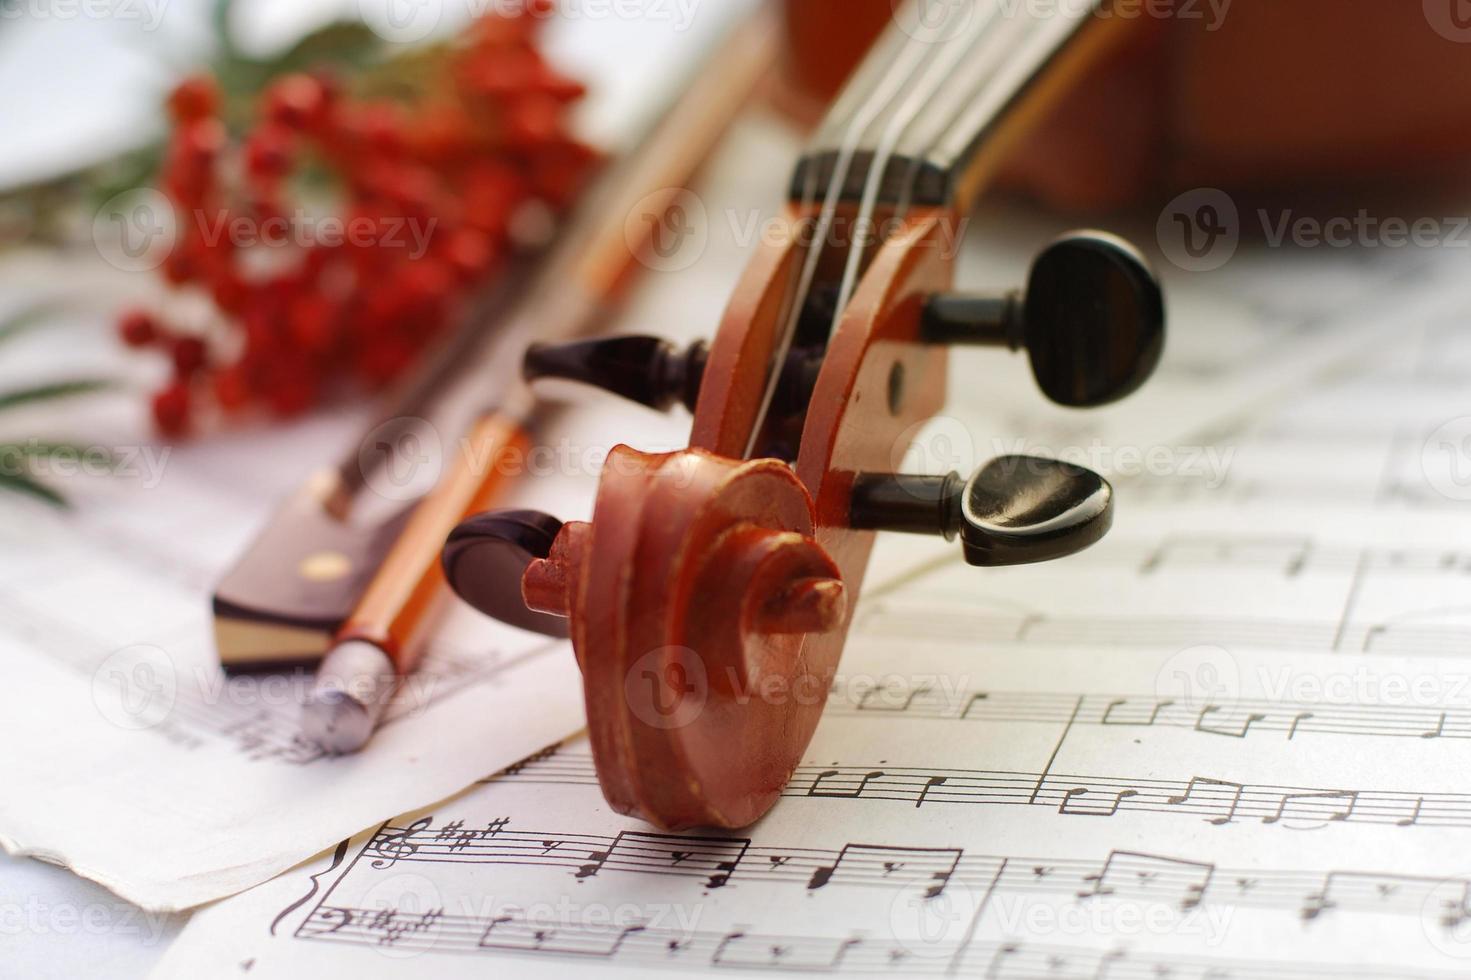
[440,1,1165,831]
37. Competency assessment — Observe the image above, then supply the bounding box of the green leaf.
[0,471,67,508]
[0,442,114,467]
[0,379,113,413]
[211,0,238,59]
[269,21,386,75]
[0,303,65,347]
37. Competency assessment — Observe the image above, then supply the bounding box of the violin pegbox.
[845,231,1164,568]
[439,213,1164,830]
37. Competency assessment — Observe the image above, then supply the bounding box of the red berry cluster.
[122,5,597,437]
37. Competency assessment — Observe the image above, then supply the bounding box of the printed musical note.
[1077,851,1216,911]
[807,770,888,800]
[569,830,750,887]
[856,681,933,713]
[805,844,964,898]
[1263,791,1359,829]
[1100,697,1176,727]
[1059,787,1139,817]
[915,775,948,809]
[1195,705,1269,739]
[367,817,431,869]
[1167,777,1245,825]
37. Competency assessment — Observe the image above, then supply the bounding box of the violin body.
[443,1,1164,829]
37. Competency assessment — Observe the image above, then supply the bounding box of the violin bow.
[443,0,1165,830]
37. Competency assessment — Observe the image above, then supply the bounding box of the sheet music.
[151,639,1471,979]
[860,269,1471,662]
[5,6,1469,924]
[151,235,1471,975]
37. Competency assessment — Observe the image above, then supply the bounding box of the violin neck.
[791,1,1116,212]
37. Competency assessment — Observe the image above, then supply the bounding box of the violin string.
[825,2,1102,372]
[927,8,1099,193]
[888,3,1037,224]
[740,0,962,458]
[828,2,1004,335]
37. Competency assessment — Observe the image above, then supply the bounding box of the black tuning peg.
[849,456,1112,567]
[922,231,1164,408]
[441,509,569,637]
[523,336,707,412]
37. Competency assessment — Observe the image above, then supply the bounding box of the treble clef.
[369,816,432,869]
